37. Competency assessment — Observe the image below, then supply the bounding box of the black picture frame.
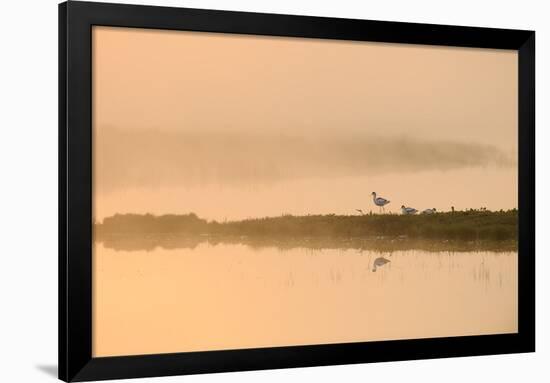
[59,1,535,381]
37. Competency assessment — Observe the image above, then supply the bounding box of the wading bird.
[372,257,390,272]
[421,208,437,214]
[401,205,418,215]
[371,192,390,213]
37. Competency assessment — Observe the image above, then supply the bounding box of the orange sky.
[92,26,518,221]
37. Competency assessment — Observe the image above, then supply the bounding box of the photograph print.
[92,26,518,357]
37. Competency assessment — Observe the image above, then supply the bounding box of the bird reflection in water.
[372,257,391,272]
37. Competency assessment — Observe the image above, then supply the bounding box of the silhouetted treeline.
[95,209,517,242]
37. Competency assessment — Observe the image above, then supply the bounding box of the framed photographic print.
[59,1,535,381]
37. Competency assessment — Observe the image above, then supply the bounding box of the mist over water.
[93,128,518,221]
[95,127,515,192]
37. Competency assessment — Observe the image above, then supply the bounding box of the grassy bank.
[95,210,517,242]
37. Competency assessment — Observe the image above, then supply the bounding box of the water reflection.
[372,257,391,272]
[95,233,517,253]
[93,241,517,357]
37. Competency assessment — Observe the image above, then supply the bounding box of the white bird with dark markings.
[421,208,437,214]
[401,205,418,215]
[371,192,390,213]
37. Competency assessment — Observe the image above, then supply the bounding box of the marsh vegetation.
[94,209,517,252]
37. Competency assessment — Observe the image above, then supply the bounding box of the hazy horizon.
[92,26,518,221]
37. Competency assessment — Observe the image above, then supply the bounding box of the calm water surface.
[93,241,517,357]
